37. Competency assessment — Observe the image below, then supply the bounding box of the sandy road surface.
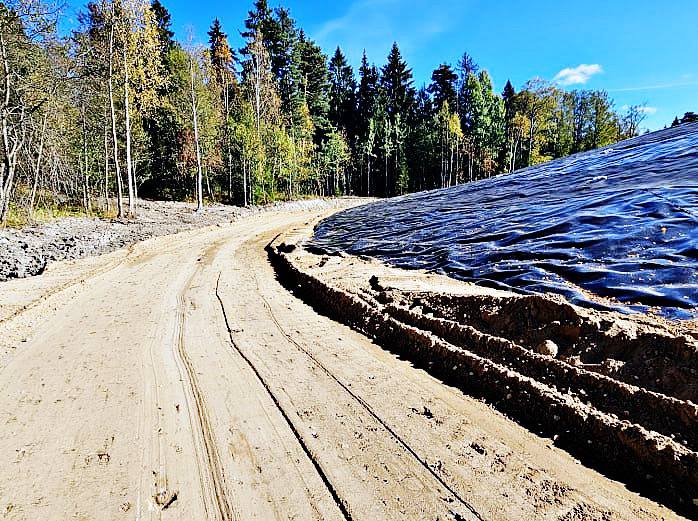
[0,209,683,520]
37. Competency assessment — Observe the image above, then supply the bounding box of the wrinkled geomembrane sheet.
[312,122,698,319]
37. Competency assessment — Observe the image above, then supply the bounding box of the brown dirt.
[0,205,689,520]
[268,219,698,519]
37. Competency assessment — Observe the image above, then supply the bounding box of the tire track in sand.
[170,242,238,521]
[214,273,353,521]
[250,264,484,521]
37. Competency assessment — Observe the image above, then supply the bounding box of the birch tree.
[114,0,164,216]
[0,0,59,222]
[187,46,203,210]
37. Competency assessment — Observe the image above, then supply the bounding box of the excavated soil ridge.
[268,224,698,517]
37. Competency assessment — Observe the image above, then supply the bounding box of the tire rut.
[249,266,485,521]
[214,273,353,521]
[171,254,238,521]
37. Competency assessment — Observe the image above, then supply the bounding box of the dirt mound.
[268,224,698,518]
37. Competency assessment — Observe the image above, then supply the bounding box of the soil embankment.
[269,220,698,518]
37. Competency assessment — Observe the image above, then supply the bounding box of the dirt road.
[0,209,684,520]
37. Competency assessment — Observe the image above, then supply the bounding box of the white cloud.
[553,64,603,86]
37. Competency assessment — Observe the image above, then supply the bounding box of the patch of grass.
[2,203,116,229]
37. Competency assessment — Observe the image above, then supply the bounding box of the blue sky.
[63,0,698,130]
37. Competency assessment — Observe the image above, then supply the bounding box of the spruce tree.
[680,112,697,123]
[241,0,273,45]
[356,51,379,196]
[295,31,330,143]
[478,70,505,175]
[150,0,174,52]
[456,51,478,116]
[428,64,457,111]
[457,52,478,77]
[500,79,517,172]
[208,19,236,87]
[502,80,516,122]
[380,42,415,120]
[379,43,415,195]
[328,46,356,136]
[269,7,298,117]
[357,50,379,136]
[407,87,438,191]
[0,0,649,216]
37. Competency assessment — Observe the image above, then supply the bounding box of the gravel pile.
[0,198,355,281]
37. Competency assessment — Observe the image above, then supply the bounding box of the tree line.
[0,0,651,223]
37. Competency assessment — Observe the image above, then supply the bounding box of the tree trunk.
[366,154,371,197]
[0,33,20,223]
[224,77,232,203]
[103,112,110,211]
[190,56,203,211]
[29,113,48,216]
[449,143,455,187]
[82,109,90,212]
[205,165,213,202]
[384,151,388,197]
[528,111,535,166]
[288,160,292,200]
[108,25,123,218]
[133,157,138,200]
[243,159,248,207]
[227,149,232,202]
[254,55,261,135]
[123,45,135,217]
